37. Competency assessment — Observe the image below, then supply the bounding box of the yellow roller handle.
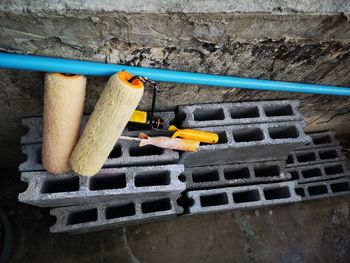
[129,110,148,124]
[169,125,219,144]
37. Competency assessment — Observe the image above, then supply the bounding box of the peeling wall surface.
[0,0,350,168]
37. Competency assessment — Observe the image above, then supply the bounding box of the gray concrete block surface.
[184,160,290,190]
[50,193,182,234]
[297,131,339,150]
[286,145,345,168]
[19,140,179,172]
[187,181,301,215]
[286,161,350,184]
[295,177,350,201]
[19,164,185,207]
[179,121,310,167]
[177,100,303,128]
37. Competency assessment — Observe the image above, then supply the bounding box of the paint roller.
[70,71,144,176]
[42,73,86,174]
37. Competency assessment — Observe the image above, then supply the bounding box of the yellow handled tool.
[168,125,219,144]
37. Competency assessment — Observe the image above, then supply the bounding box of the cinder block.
[177,100,303,128]
[19,140,179,172]
[50,193,182,233]
[19,164,185,207]
[184,160,290,190]
[286,146,345,167]
[187,181,301,215]
[179,121,310,167]
[298,131,339,150]
[295,177,350,201]
[21,111,175,144]
[286,161,349,184]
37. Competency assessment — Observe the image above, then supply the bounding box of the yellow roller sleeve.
[42,73,86,174]
[70,71,144,176]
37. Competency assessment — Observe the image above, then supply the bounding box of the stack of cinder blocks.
[18,100,350,233]
[177,100,307,215]
[19,111,186,233]
[287,131,350,201]
[176,102,349,215]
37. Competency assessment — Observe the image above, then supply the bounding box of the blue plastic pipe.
[0,52,349,96]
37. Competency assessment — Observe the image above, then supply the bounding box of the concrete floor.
[1,168,350,263]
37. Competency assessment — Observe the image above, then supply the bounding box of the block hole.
[295,188,305,197]
[67,209,97,225]
[193,108,225,121]
[41,176,79,193]
[217,131,228,144]
[89,173,126,190]
[290,171,300,180]
[233,189,260,203]
[302,168,322,178]
[129,145,164,156]
[230,106,259,119]
[296,152,317,163]
[324,164,344,175]
[141,198,171,213]
[312,135,331,145]
[224,167,250,180]
[174,111,186,126]
[264,186,291,200]
[192,170,219,183]
[37,148,42,164]
[200,193,228,207]
[268,126,299,139]
[254,165,280,177]
[330,182,350,193]
[286,155,294,164]
[177,194,193,206]
[232,128,264,142]
[178,174,186,182]
[177,192,194,210]
[319,150,338,160]
[135,171,170,187]
[108,144,122,158]
[308,185,328,196]
[263,104,293,117]
[105,203,135,219]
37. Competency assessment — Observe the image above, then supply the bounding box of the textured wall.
[0,1,350,168]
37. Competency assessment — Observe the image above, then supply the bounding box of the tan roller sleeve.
[70,71,144,176]
[42,73,86,174]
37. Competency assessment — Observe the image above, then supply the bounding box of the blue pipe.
[0,52,349,96]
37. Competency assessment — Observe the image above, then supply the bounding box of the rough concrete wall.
[0,2,350,168]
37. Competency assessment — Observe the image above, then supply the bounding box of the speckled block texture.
[50,193,182,234]
[187,181,301,215]
[184,160,290,190]
[177,100,303,128]
[21,111,175,144]
[295,177,350,201]
[18,164,185,207]
[296,131,340,150]
[287,161,350,184]
[19,140,179,172]
[286,145,345,167]
[179,121,311,167]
